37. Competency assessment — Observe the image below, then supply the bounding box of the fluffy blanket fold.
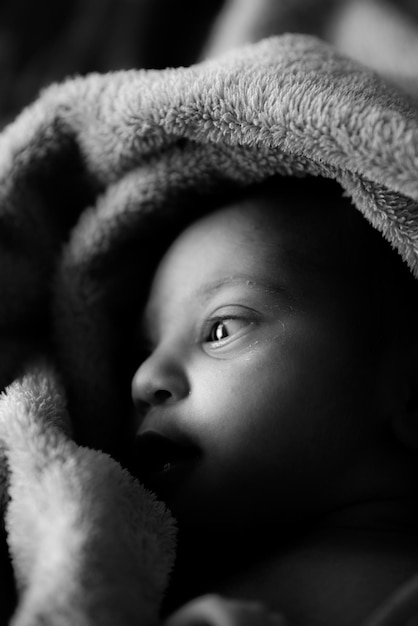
[0,364,176,625]
[0,33,417,625]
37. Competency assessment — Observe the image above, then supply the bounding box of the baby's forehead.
[208,187,356,278]
[231,179,418,317]
[226,178,401,278]
[148,177,373,306]
[146,184,356,317]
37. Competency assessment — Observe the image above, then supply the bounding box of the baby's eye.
[205,317,249,344]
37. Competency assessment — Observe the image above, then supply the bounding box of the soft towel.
[0,34,418,625]
[0,364,176,626]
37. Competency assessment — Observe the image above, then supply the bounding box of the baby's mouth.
[134,430,200,491]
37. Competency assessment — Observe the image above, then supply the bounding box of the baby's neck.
[165,501,418,626]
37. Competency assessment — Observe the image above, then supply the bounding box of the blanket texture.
[0,33,418,625]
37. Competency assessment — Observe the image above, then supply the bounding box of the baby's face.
[131,195,392,527]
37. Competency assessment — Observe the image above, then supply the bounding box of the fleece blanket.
[0,33,418,625]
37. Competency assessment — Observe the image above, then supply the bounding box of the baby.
[130,175,418,626]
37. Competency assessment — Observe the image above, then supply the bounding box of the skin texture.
[131,186,418,626]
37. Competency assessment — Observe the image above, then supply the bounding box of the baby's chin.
[131,431,263,527]
[158,484,280,530]
[141,468,244,527]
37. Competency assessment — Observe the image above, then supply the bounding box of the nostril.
[153,389,172,404]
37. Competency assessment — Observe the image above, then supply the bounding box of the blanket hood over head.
[2,33,418,450]
[1,33,418,626]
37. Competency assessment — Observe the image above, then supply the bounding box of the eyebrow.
[195,275,290,301]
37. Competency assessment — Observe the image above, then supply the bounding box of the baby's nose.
[131,348,190,412]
